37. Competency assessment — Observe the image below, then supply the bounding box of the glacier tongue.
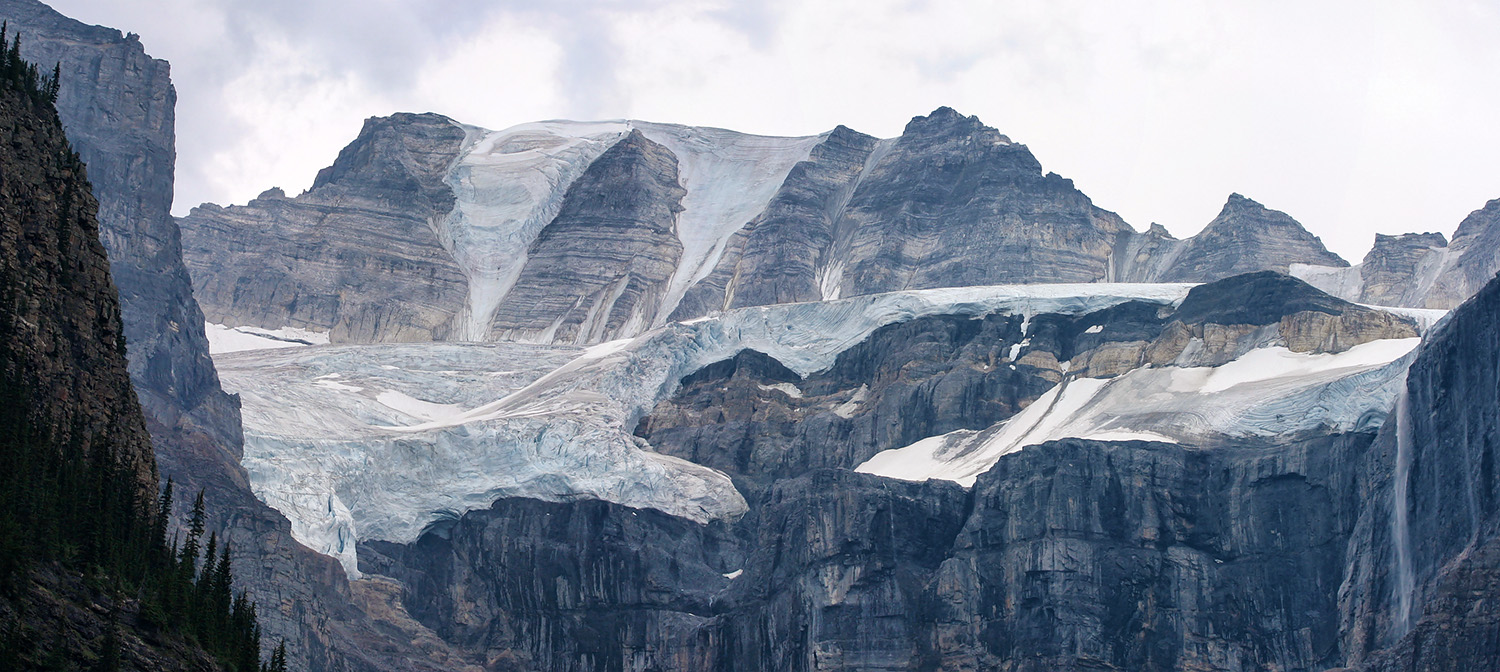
[215,282,1195,576]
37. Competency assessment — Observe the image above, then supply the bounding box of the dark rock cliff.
[1,0,239,449]
[0,32,154,519]
[1341,271,1500,670]
[0,39,214,670]
[0,4,470,671]
[835,107,1130,294]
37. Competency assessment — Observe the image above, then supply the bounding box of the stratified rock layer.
[180,113,470,343]
[1159,193,1348,282]
[177,109,1367,347]
[489,130,685,343]
[834,107,1130,294]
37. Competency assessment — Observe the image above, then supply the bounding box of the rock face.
[1356,232,1448,306]
[1158,193,1349,282]
[936,435,1368,671]
[1415,197,1500,309]
[0,41,155,511]
[180,113,470,343]
[830,107,1131,294]
[1340,272,1500,670]
[676,124,881,315]
[2,0,238,446]
[179,108,1365,347]
[639,272,1416,506]
[0,3,475,671]
[1292,198,1500,310]
[365,470,972,672]
[0,37,214,669]
[489,130,685,343]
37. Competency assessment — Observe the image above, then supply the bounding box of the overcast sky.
[48,0,1500,262]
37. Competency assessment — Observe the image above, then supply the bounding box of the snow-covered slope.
[214,283,1193,575]
[856,337,1422,485]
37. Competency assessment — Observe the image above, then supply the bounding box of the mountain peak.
[1158,195,1347,281]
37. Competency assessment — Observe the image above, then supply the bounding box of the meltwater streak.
[1392,383,1416,637]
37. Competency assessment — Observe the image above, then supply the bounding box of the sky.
[47,0,1500,262]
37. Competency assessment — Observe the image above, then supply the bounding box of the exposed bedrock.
[639,272,1417,505]
[365,470,971,672]
[935,435,1370,671]
[370,434,1375,672]
[669,124,881,317]
[0,2,480,670]
[2,0,238,447]
[834,107,1130,294]
[1341,271,1500,670]
[488,130,686,343]
[1158,193,1348,282]
[1356,232,1448,307]
[179,112,471,343]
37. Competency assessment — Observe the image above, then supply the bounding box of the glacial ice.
[436,120,632,340]
[218,278,1429,577]
[428,118,827,342]
[856,337,1423,485]
[216,283,1195,576]
[632,122,824,325]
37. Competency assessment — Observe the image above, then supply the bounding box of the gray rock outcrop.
[1356,232,1449,306]
[1157,193,1349,282]
[0,3,472,670]
[177,108,1371,347]
[1340,271,1500,670]
[488,130,685,343]
[179,113,470,343]
[832,107,1131,294]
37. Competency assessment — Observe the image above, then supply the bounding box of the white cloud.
[44,0,1500,262]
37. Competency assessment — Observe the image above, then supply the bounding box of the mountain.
[177,109,1353,347]
[1292,198,1500,310]
[0,27,218,670]
[0,2,472,670]
[13,2,1500,670]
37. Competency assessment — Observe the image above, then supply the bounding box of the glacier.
[430,118,825,342]
[214,283,1196,576]
[213,279,1437,577]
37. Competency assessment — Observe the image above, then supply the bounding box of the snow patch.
[205,322,329,354]
[857,337,1420,486]
[758,382,804,398]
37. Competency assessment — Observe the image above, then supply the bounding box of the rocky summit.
[5,2,1500,671]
